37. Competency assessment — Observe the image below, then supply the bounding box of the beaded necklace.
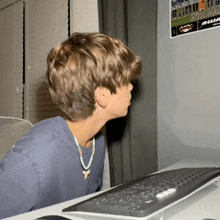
[73,135,95,180]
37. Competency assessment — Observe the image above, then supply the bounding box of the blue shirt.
[0,116,105,219]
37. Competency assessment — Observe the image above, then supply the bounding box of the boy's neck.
[67,113,106,148]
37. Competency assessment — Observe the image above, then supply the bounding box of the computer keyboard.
[63,167,220,218]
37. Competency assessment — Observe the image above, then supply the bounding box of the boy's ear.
[94,87,110,108]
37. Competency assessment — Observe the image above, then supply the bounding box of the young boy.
[0,32,142,219]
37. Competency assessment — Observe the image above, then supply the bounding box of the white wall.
[70,0,99,33]
[158,1,220,169]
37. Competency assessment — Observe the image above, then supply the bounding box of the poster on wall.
[171,0,220,38]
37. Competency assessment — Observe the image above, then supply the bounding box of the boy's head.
[46,32,142,122]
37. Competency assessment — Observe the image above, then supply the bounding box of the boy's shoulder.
[32,116,64,132]
[16,116,67,150]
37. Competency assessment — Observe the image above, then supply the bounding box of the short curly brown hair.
[46,32,142,122]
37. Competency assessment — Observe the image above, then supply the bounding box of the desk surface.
[3,159,220,220]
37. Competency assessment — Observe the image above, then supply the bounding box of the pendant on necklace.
[83,170,90,180]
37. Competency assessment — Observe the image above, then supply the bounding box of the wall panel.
[24,0,68,124]
[0,0,23,117]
